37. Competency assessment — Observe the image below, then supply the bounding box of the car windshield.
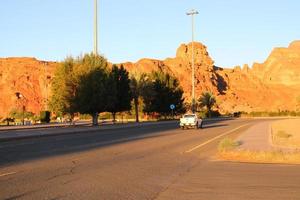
[184,114,196,118]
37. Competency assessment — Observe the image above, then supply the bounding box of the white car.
[180,114,203,129]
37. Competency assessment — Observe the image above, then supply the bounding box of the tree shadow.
[212,66,228,95]
[0,118,236,167]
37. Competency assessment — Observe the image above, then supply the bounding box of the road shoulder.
[217,119,300,164]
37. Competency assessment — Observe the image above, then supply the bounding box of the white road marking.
[0,171,17,177]
[185,123,249,153]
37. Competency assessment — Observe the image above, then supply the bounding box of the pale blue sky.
[0,0,299,67]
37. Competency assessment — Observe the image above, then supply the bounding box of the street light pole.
[186,9,199,113]
[94,0,98,55]
[44,62,48,111]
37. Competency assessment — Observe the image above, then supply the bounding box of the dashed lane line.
[185,123,250,153]
[0,171,17,177]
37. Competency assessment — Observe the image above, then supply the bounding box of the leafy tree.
[49,53,108,125]
[198,91,216,118]
[106,65,131,122]
[49,57,76,118]
[142,71,185,118]
[73,68,108,125]
[73,54,108,125]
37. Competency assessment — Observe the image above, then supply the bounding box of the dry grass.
[217,150,300,164]
[216,120,300,164]
[217,135,300,164]
[218,137,240,152]
[272,119,300,148]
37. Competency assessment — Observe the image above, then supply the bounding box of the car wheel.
[181,126,184,130]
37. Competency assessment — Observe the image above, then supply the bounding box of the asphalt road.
[1,119,300,200]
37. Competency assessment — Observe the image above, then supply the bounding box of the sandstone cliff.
[1,41,300,117]
[220,41,300,112]
[0,57,56,117]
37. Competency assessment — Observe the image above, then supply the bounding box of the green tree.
[49,53,108,125]
[142,71,185,118]
[73,53,108,125]
[73,68,108,125]
[49,57,76,118]
[106,65,131,122]
[198,91,216,118]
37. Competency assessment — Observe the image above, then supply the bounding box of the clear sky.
[1,0,299,67]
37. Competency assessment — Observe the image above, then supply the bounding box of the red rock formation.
[218,41,300,112]
[0,57,56,117]
[1,41,300,117]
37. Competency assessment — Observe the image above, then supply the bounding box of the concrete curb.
[0,118,233,142]
[0,117,232,132]
[0,121,177,142]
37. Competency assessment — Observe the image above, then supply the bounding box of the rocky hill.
[0,57,57,117]
[1,41,300,117]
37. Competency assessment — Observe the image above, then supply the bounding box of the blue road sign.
[170,104,175,110]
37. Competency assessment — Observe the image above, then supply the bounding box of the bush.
[210,110,221,118]
[233,112,242,117]
[197,111,207,119]
[276,130,292,139]
[2,117,15,126]
[218,137,240,152]
[40,111,51,123]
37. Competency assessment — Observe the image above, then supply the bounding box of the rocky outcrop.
[218,41,300,112]
[123,42,221,103]
[1,41,300,117]
[0,57,56,117]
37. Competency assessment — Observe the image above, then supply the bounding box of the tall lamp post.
[186,9,199,113]
[44,62,49,111]
[94,0,98,55]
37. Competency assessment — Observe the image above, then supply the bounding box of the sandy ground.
[271,119,300,148]
[218,119,300,164]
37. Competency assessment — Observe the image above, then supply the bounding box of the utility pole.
[186,9,199,113]
[94,0,98,55]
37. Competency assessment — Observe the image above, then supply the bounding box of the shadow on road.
[203,124,228,129]
[0,118,234,167]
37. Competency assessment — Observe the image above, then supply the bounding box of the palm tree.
[130,73,148,122]
[198,91,216,118]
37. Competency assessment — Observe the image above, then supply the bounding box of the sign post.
[170,104,175,119]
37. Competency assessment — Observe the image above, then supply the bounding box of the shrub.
[2,117,15,126]
[40,111,51,123]
[233,112,242,117]
[210,110,221,118]
[218,137,240,152]
[197,111,207,119]
[276,130,292,139]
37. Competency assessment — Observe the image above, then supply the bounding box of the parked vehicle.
[179,113,203,129]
